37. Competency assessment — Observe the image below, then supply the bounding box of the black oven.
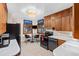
[40,35,49,49]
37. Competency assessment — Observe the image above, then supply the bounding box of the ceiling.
[7,3,73,21]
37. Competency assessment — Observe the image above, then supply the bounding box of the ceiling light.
[22,6,41,19]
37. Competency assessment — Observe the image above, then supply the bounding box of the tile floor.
[20,40,53,56]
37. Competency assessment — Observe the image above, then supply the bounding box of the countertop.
[48,31,73,41]
[53,40,79,56]
[0,39,20,56]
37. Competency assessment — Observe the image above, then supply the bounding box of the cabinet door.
[73,3,79,39]
[62,15,70,31]
[44,16,51,29]
[0,3,7,35]
[51,16,55,29]
[61,9,71,31]
[48,18,52,29]
[70,11,73,31]
[55,17,62,31]
[51,13,62,31]
[57,39,65,46]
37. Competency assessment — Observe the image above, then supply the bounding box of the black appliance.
[40,35,48,49]
[45,31,53,36]
[40,31,58,51]
[48,38,58,51]
[40,31,53,50]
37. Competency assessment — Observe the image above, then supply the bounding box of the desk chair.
[34,35,39,42]
[25,34,32,42]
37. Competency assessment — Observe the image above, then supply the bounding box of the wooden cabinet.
[62,15,70,31]
[73,3,79,39]
[57,39,65,46]
[51,16,56,29]
[61,8,72,31]
[0,3,7,35]
[44,7,72,31]
[46,13,62,31]
[54,13,62,31]
[44,15,52,29]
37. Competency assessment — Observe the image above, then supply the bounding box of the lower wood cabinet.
[57,39,65,46]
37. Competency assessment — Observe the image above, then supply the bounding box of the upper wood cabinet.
[52,13,62,31]
[44,7,72,31]
[44,15,52,29]
[0,3,7,35]
[61,8,72,31]
[51,16,55,29]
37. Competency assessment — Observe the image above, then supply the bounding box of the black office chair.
[34,35,39,42]
[25,35,31,41]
